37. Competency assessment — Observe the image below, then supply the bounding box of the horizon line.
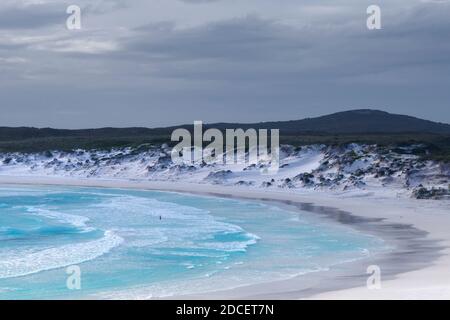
[1,108,449,131]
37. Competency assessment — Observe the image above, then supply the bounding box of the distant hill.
[0,109,449,157]
[1,110,449,141]
[207,109,450,134]
[0,127,161,141]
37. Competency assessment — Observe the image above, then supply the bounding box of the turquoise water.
[0,185,385,299]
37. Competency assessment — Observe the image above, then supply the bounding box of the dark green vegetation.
[1,110,449,162]
[413,187,450,200]
[0,134,170,153]
[282,133,450,163]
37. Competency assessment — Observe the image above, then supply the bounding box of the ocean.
[0,185,385,299]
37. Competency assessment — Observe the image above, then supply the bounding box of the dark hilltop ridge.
[0,109,449,161]
[208,109,450,134]
[1,109,450,138]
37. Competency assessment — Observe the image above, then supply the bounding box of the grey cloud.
[128,17,310,62]
[0,0,450,128]
[84,0,130,14]
[177,0,222,3]
[0,4,66,30]
[115,4,450,85]
[0,0,130,30]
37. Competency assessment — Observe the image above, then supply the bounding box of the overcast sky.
[0,0,449,128]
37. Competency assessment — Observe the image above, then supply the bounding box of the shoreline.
[0,175,449,299]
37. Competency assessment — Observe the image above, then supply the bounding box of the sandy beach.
[0,175,449,300]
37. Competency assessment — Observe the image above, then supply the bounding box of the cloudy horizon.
[1,0,449,129]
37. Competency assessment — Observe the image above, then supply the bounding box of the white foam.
[94,195,260,253]
[22,206,93,232]
[0,231,123,279]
